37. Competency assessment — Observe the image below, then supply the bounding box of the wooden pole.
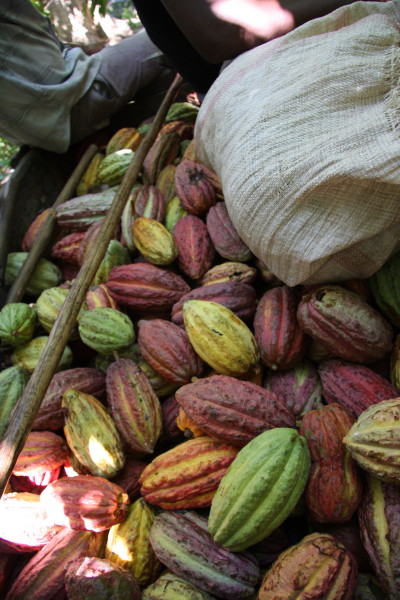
[5,143,99,305]
[0,73,183,496]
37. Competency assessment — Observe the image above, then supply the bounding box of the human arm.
[159,0,365,62]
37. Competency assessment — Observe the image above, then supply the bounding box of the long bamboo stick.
[5,143,99,305]
[0,73,183,496]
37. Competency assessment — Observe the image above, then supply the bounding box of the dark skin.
[159,0,365,63]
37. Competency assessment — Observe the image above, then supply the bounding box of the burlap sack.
[195,0,400,286]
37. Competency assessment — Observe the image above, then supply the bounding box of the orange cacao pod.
[139,436,238,509]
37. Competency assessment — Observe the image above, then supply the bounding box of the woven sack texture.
[195,0,400,286]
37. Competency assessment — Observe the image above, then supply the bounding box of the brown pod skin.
[77,219,105,267]
[111,458,147,502]
[133,184,166,221]
[32,367,106,431]
[318,358,398,418]
[137,318,204,386]
[106,358,163,454]
[206,201,253,262]
[317,519,372,573]
[139,436,238,509]
[13,431,68,477]
[174,158,217,216]
[304,457,363,524]
[40,475,130,533]
[258,532,357,600]
[300,403,363,523]
[107,263,191,312]
[156,163,176,204]
[21,208,53,252]
[0,492,64,554]
[85,283,122,311]
[299,402,356,462]
[175,374,296,448]
[4,527,105,600]
[171,280,257,327]
[297,285,393,364]
[160,393,184,443]
[142,131,181,184]
[50,231,85,265]
[263,359,323,421]
[173,214,215,280]
[358,475,400,599]
[254,286,308,371]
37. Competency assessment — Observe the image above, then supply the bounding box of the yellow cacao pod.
[183,300,259,377]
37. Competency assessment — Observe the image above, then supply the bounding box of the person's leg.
[69,29,173,145]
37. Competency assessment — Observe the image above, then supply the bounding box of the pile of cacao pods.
[0,99,399,599]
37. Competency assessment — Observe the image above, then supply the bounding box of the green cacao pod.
[105,498,161,587]
[0,302,37,347]
[142,571,215,600]
[0,366,29,440]
[208,427,311,551]
[78,307,135,355]
[97,149,134,187]
[343,397,400,485]
[5,253,62,297]
[164,195,189,233]
[11,336,73,373]
[62,388,125,478]
[369,250,400,328]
